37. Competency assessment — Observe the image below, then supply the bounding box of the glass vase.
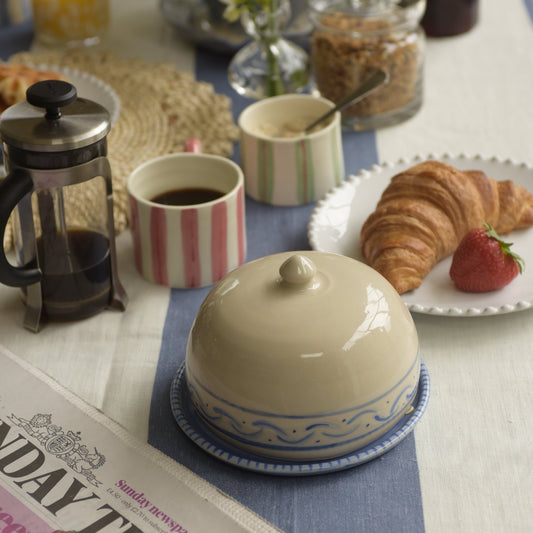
[228,0,310,99]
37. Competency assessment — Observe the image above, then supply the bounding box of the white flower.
[220,0,275,22]
[219,0,245,22]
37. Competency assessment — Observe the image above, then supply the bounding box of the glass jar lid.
[309,0,426,32]
[0,80,110,152]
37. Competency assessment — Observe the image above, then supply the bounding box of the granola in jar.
[310,0,425,130]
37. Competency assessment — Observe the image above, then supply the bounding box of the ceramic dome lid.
[186,250,419,416]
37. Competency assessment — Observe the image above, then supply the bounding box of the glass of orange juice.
[32,0,110,47]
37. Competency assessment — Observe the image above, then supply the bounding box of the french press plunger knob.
[0,80,127,332]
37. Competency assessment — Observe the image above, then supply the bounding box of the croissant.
[360,160,533,294]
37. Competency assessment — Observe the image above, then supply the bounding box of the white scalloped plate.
[34,64,120,124]
[308,154,533,316]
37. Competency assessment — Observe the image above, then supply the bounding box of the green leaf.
[483,222,525,274]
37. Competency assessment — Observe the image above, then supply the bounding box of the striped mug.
[127,153,246,288]
[239,94,345,206]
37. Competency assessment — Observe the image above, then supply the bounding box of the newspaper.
[0,344,280,533]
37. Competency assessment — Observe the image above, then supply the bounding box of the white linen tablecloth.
[0,1,532,531]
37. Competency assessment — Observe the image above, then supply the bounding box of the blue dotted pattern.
[170,361,430,476]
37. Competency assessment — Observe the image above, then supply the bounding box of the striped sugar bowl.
[239,94,345,206]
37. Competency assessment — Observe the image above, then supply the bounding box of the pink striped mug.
[239,94,345,206]
[127,153,246,288]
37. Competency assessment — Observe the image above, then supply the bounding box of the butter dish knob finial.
[279,254,317,286]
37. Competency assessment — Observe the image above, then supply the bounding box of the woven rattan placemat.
[4,49,240,251]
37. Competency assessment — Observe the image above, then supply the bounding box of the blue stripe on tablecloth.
[0,21,33,61]
[148,49,425,533]
[525,0,533,20]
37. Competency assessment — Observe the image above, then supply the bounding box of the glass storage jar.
[309,0,426,130]
[32,0,110,47]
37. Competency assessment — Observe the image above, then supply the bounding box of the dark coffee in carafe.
[36,229,111,321]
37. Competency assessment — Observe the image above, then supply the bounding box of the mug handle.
[0,168,41,287]
[184,138,202,153]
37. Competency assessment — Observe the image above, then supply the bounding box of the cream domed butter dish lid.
[170,251,430,475]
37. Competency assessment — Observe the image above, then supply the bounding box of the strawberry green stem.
[484,222,525,273]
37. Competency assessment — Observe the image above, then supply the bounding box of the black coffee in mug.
[151,187,225,206]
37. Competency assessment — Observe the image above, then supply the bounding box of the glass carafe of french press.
[0,80,127,331]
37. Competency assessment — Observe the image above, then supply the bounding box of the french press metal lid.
[0,80,127,332]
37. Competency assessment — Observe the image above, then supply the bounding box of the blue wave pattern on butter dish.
[186,356,419,453]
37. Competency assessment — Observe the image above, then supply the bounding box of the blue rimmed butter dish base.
[170,361,430,476]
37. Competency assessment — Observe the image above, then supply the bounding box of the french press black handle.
[0,80,78,288]
[0,168,41,287]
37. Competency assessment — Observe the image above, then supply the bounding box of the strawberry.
[450,223,524,292]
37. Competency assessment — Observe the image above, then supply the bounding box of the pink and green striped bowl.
[239,94,345,206]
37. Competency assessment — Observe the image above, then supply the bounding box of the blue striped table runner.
[147,50,425,533]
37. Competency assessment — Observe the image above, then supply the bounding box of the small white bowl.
[184,250,422,462]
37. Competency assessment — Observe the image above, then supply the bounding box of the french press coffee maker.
[0,80,127,331]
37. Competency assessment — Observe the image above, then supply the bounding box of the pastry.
[360,160,533,293]
[0,64,67,112]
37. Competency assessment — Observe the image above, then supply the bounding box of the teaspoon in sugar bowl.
[304,69,390,134]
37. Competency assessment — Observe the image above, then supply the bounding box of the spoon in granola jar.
[305,69,389,133]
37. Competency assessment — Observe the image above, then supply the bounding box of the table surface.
[1,1,533,532]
